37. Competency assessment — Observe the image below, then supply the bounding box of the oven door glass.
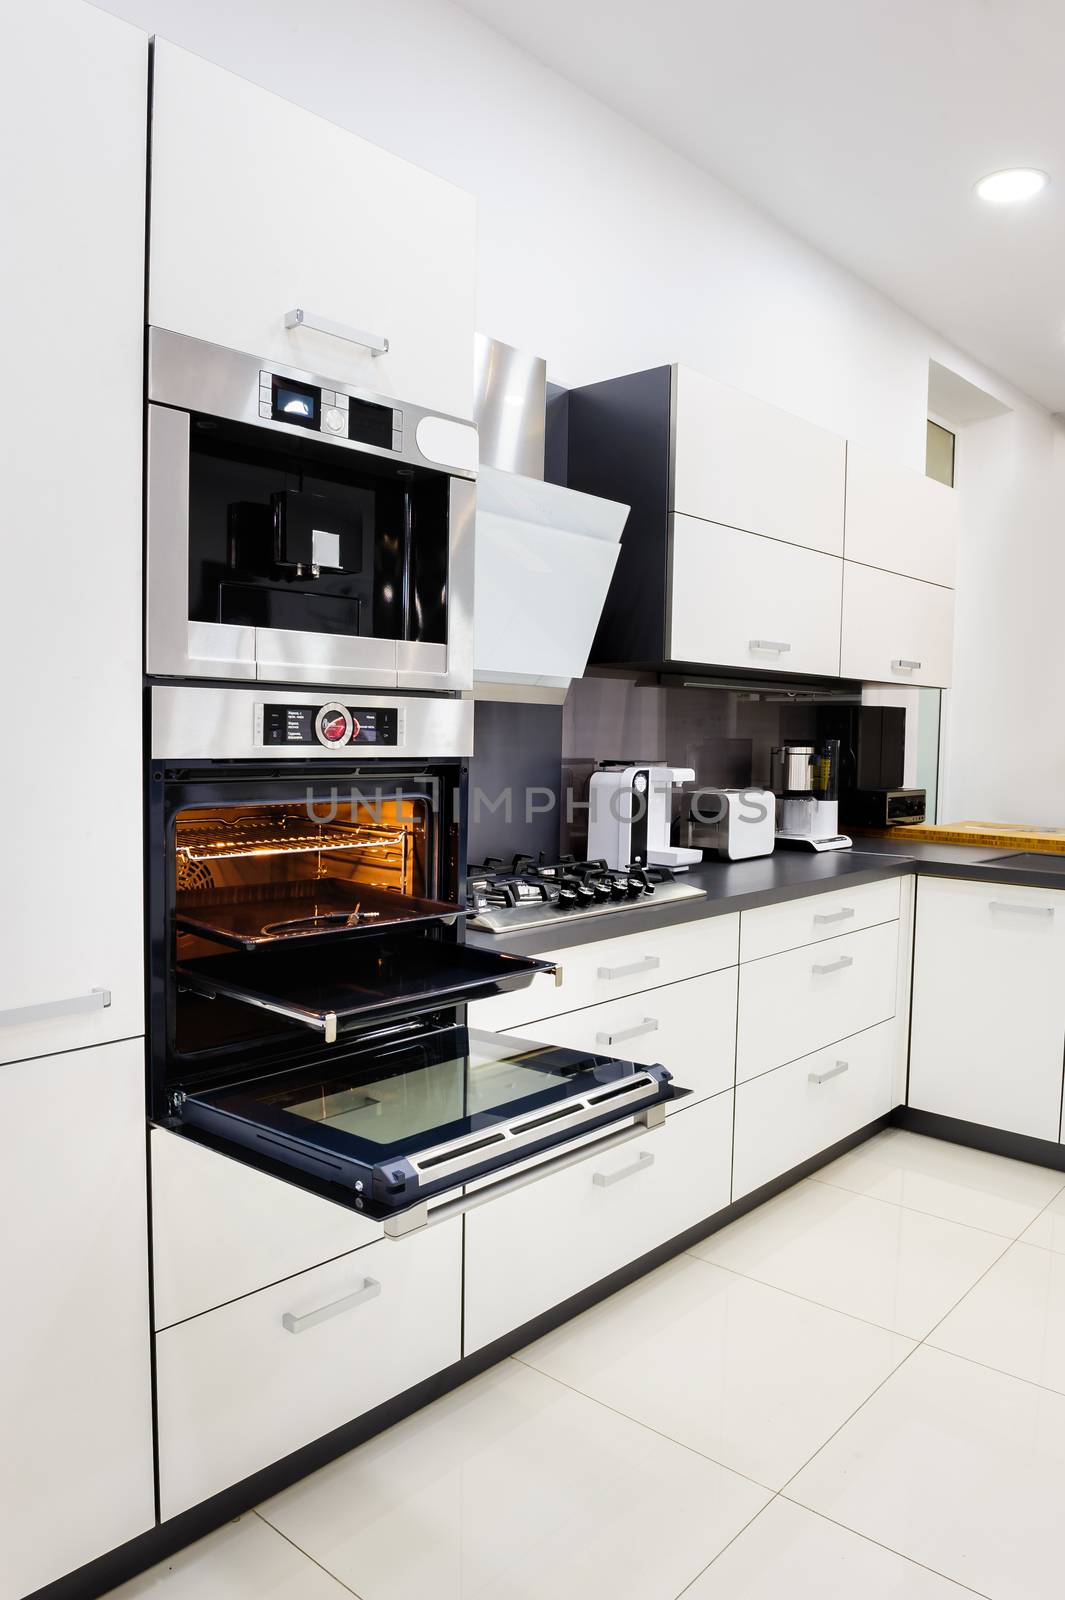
[176,1025,673,1215]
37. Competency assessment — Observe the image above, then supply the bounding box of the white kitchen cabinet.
[0,1039,154,1597]
[737,920,899,1084]
[156,1219,462,1519]
[840,561,954,688]
[740,877,902,963]
[512,968,738,1111]
[844,442,959,588]
[910,877,1065,1141]
[152,1129,384,1329]
[733,1020,896,1199]
[673,366,846,555]
[463,1092,733,1353]
[0,0,147,1066]
[150,41,477,419]
[669,517,842,676]
[467,913,738,1032]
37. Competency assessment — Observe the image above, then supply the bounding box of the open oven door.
[172,1023,675,1224]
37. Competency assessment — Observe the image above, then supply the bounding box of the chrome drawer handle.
[813,906,855,925]
[596,1018,659,1048]
[0,987,111,1029]
[989,901,1055,919]
[809,1059,849,1085]
[891,658,922,671]
[597,956,661,981]
[749,639,791,654]
[593,1151,655,1188]
[812,955,854,976]
[283,308,389,357]
[282,1276,381,1334]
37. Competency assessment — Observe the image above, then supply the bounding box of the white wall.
[98,0,1064,821]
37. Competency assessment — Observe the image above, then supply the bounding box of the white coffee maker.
[587,764,703,871]
[770,740,852,852]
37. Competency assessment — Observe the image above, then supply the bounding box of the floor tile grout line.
[681,1250,939,1343]
[919,1335,1065,1401]
[252,1508,366,1598]
[671,1496,778,1600]
[507,1351,778,1495]
[775,1495,995,1599]
[807,1170,1057,1240]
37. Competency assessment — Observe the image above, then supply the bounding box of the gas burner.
[466,857,705,933]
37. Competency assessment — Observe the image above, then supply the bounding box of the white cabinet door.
[0,1039,154,1597]
[511,968,738,1111]
[844,443,958,588]
[840,561,954,688]
[910,877,1065,1141]
[150,42,477,419]
[673,366,846,555]
[463,1093,733,1353]
[157,1220,461,1519]
[670,517,842,675]
[0,0,146,1066]
[740,878,902,963]
[152,1130,384,1329]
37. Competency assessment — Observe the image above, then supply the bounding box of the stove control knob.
[314,702,353,746]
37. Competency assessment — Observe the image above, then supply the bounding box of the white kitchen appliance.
[587,765,702,871]
[686,788,776,861]
[771,741,852,853]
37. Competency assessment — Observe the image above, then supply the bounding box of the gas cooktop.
[466,855,705,934]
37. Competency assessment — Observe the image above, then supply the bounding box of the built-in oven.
[149,686,676,1232]
[145,328,477,691]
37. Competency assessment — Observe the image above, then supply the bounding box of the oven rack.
[176,877,462,950]
[177,816,408,863]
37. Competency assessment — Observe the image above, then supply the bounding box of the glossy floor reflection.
[111,1131,1065,1600]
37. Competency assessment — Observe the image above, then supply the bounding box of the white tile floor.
[111,1129,1065,1600]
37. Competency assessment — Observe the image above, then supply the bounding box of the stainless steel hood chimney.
[472,334,629,699]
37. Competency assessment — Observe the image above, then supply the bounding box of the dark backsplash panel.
[467,700,565,868]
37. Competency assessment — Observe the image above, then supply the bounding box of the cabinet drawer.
[463,1093,733,1353]
[468,914,738,1032]
[738,920,899,1083]
[511,969,737,1111]
[156,1220,461,1519]
[910,876,1065,1141]
[840,561,954,688]
[672,366,846,556]
[740,878,901,963]
[669,517,842,676]
[733,1021,895,1199]
[151,1130,382,1329]
[844,442,958,588]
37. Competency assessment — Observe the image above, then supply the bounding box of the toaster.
[683,788,776,861]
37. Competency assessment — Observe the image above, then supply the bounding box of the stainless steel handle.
[749,639,792,654]
[282,1277,381,1334]
[597,956,661,981]
[595,1018,659,1047]
[891,658,922,671]
[989,901,1055,919]
[0,987,111,1029]
[812,955,854,976]
[384,1103,666,1237]
[283,308,389,357]
[813,907,855,926]
[809,1059,850,1085]
[592,1150,655,1187]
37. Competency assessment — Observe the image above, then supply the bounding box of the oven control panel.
[259,702,400,749]
[260,370,403,452]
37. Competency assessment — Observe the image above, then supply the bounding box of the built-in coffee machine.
[816,705,927,828]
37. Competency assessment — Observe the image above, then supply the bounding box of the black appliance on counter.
[148,686,675,1230]
[816,705,927,828]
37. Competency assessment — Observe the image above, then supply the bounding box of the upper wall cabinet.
[149,42,477,419]
[844,442,958,588]
[0,0,148,1065]
[673,366,846,556]
[840,562,954,688]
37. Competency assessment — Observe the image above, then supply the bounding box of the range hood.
[473,336,629,697]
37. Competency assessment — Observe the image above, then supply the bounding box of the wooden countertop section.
[853,820,1065,855]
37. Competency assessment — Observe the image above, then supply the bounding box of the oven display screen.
[271,377,320,429]
[262,704,399,746]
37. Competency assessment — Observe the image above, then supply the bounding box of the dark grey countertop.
[466,838,1065,957]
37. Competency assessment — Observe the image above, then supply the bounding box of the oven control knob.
[323,407,345,434]
[314,703,353,746]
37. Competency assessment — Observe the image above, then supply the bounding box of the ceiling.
[457,0,1065,412]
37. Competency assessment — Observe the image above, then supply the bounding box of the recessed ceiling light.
[974,168,1049,204]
